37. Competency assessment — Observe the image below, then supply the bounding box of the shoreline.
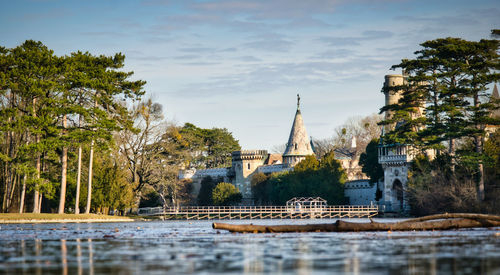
[0,213,136,224]
[0,218,134,224]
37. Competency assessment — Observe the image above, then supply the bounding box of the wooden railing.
[138,205,379,219]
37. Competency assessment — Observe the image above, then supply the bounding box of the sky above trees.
[1,0,498,150]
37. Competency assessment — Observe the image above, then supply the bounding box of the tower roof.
[283,94,315,157]
[491,84,500,118]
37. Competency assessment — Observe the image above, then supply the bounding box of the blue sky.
[1,0,499,150]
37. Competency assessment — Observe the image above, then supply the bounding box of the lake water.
[0,219,499,274]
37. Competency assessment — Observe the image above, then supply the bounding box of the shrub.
[212,182,242,206]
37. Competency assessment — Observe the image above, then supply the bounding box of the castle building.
[180,94,314,204]
[376,77,498,213]
[378,74,413,213]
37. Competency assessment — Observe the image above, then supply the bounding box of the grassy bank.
[0,213,135,223]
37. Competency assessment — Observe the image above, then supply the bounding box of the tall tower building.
[378,74,413,213]
[383,74,405,130]
[282,94,315,166]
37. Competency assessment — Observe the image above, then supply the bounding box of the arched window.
[295,143,298,150]
[247,163,250,170]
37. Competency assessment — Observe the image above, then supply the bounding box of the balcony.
[378,144,413,164]
[379,154,408,163]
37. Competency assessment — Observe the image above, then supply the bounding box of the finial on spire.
[297,94,300,110]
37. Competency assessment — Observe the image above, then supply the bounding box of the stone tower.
[378,74,412,213]
[283,94,315,166]
[230,150,268,203]
[383,74,404,128]
[383,74,425,125]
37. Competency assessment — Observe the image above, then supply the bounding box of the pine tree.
[0,41,61,213]
[0,41,145,213]
[382,37,500,201]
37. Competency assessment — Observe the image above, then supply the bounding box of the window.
[247,163,250,170]
[295,143,298,150]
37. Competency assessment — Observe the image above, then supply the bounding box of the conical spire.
[283,94,314,166]
[492,83,499,99]
[491,84,500,118]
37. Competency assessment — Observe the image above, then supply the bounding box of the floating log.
[212,213,500,233]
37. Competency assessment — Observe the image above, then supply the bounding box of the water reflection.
[0,221,498,274]
[60,239,67,275]
[35,238,41,275]
[88,238,94,275]
[296,236,311,275]
[344,242,360,275]
[76,239,82,275]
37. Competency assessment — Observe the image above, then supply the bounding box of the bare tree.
[270,143,286,154]
[331,114,383,157]
[116,98,165,193]
[310,137,335,158]
[151,124,195,208]
[311,114,382,159]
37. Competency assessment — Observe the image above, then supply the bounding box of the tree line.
[0,40,145,213]
[0,40,241,214]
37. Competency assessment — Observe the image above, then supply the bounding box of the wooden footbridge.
[137,205,379,220]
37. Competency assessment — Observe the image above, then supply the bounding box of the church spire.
[490,83,500,118]
[297,93,300,110]
[283,94,315,167]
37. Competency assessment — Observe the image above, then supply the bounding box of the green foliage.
[294,155,319,172]
[91,152,135,211]
[483,129,500,212]
[197,176,221,205]
[484,130,500,176]
[0,40,145,213]
[251,172,270,204]
[381,36,499,202]
[178,123,241,168]
[254,152,346,205]
[382,37,499,150]
[212,182,242,206]
[359,139,384,184]
[491,29,500,38]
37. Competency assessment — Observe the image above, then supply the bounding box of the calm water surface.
[0,219,499,274]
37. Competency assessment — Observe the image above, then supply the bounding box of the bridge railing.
[138,205,378,216]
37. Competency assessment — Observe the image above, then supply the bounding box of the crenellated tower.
[230,150,268,203]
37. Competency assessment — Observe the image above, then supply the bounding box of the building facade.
[180,95,313,204]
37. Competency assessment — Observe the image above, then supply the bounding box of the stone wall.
[344,180,377,205]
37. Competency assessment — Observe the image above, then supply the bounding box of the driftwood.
[212,213,500,233]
